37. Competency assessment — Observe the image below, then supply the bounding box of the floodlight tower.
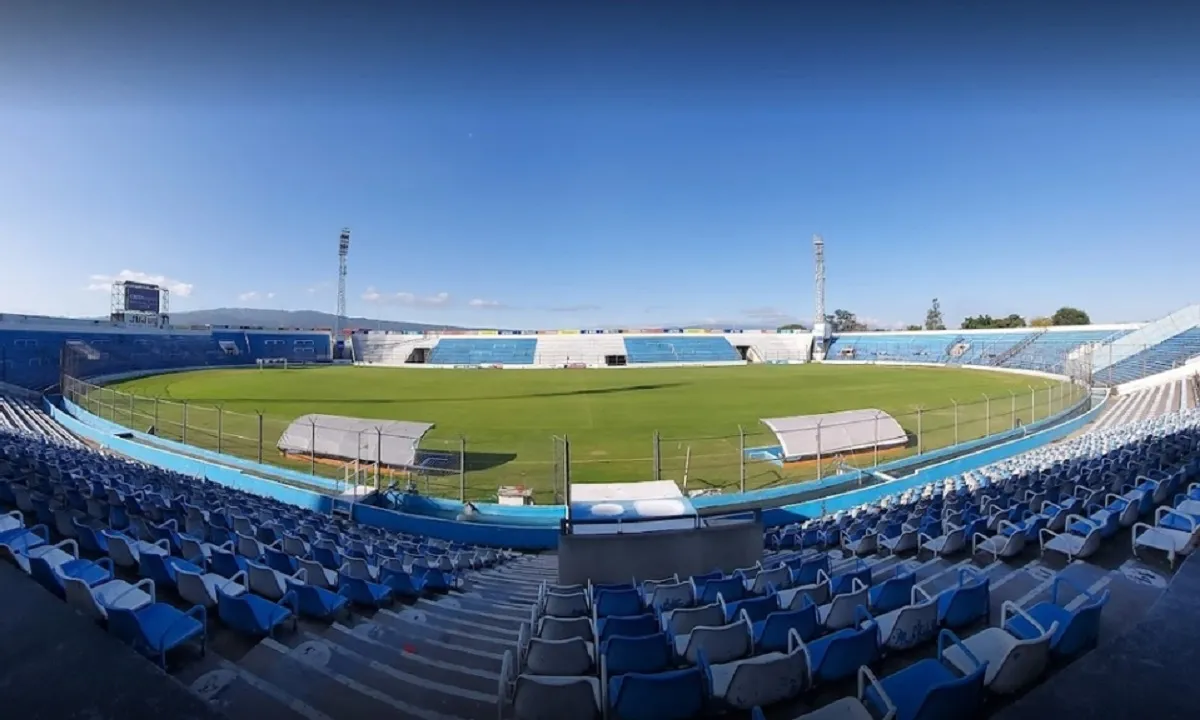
[336,228,350,337]
[811,234,831,360]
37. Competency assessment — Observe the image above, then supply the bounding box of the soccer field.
[100,364,1078,501]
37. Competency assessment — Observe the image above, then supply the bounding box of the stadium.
[2,247,1200,720]
[4,3,1200,715]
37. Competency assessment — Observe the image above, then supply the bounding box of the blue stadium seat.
[427,338,538,365]
[623,337,739,364]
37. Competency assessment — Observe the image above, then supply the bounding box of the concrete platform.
[0,561,225,720]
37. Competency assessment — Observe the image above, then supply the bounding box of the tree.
[777,323,809,331]
[904,324,923,331]
[1051,307,1090,326]
[925,298,946,330]
[825,309,867,333]
[1030,316,1053,327]
[961,313,1027,330]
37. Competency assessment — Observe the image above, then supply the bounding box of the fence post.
[257,413,264,464]
[216,406,223,454]
[563,435,572,509]
[1010,391,1017,429]
[983,393,991,436]
[459,436,467,502]
[182,401,189,444]
[128,393,135,426]
[310,419,317,476]
[873,412,880,467]
[652,430,661,482]
[952,400,959,446]
[815,420,823,481]
[1029,385,1036,423]
[154,397,159,431]
[738,425,746,493]
[1045,381,1052,418]
[374,428,382,490]
[916,408,923,455]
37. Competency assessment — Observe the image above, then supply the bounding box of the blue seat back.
[139,551,175,586]
[602,633,671,676]
[914,661,988,720]
[814,624,881,683]
[599,614,659,643]
[107,605,150,647]
[727,593,777,624]
[792,555,831,586]
[830,564,871,596]
[218,589,272,634]
[595,588,643,618]
[264,547,296,575]
[871,571,915,615]
[700,577,745,605]
[295,583,345,619]
[938,574,990,629]
[29,554,66,597]
[608,666,707,720]
[758,605,819,651]
[1057,590,1110,656]
[210,548,244,579]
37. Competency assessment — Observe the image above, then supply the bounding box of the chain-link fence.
[62,374,1090,503]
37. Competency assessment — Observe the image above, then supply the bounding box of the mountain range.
[165,308,469,332]
[151,308,792,332]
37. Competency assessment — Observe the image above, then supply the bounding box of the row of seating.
[0,325,334,390]
[824,329,1120,374]
[503,419,1200,720]
[0,425,519,673]
[0,395,80,446]
[500,544,1118,720]
[1097,327,1200,385]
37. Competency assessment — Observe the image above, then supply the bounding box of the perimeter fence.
[62,375,1089,504]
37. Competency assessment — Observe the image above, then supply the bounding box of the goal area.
[256,358,290,369]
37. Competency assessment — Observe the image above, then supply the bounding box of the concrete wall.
[557,517,765,585]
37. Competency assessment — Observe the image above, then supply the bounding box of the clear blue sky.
[1,1,1197,329]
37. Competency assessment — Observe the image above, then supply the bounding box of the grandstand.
[3,379,1199,719]
[3,298,1200,718]
[823,326,1133,375]
[0,314,334,390]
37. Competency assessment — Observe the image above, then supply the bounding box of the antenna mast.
[811,234,831,360]
[336,228,350,337]
[813,234,826,326]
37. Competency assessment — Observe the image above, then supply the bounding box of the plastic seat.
[672,618,753,665]
[804,607,882,684]
[752,598,821,652]
[176,566,248,608]
[338,572,394,607]
[861,630,988,720]
[499,650,602,720]
[868,566,912,614]
[936,568,990,629]
[64,576,156,622]
[107,601,207,669]
[217,585,297,638]
[606,666,707,720]
[705,627,811,711]
[1004,576,1109,658]
[942,602,1056,694]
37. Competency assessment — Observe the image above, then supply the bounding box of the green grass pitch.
[100,364,1079,502]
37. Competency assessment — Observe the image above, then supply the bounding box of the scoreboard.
[123,283,161,313]
[110,281,169,327]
